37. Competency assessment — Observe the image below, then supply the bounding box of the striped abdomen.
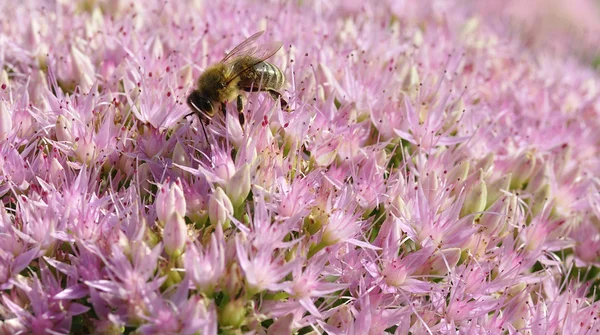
[237,60,285,92]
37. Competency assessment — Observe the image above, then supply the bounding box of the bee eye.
[187,91,213,114]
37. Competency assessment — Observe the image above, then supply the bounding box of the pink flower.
[235,234,298,295]
[2,0,600,332]
[184,225,226,295]
[278,253,347,318]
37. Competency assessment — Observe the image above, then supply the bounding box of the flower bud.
[225,163,251,208]
[479,197,510,238]
[155,179,186,223]
[172,142,190,168]
[526,163,549,195]
[15,110,35,139]
[303,205,328,235]
[218,299,246,329]
[554,144,572,177]
[150,36,164,60]
[475,153,495,173]
[186,190,208,226]
[510,150,536,190]
[486,173,511,208]
[223,261,244,298]
[0,101,12,141]
[0,69,9,90]
[530,183,551,217]
[70,44,95,92]
[208,187,234,228]
[415,248,461,276]
[311,137,339,167]
[225,110,244,149]
[55,115,73,142]
[49,157,65,181]
[0,202,11,227]
[325,305,352,332]
[137,163,152,197]
[75,138,97,165]
[447,161,469,187]
[382,259,408,287]
[177,65,193,88]
[117,153,134,175]
[422,170,439,203]
[460,170,487,218]
[388,194,410,220]
[163,213,187,258]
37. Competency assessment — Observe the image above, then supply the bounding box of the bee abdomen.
[239,61,285,91]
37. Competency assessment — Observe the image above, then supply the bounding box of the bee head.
[187,90,214,117]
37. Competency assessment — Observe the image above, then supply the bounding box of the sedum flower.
[183,225,226,295]
[2,0,600,333]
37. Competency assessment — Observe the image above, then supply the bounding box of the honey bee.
[186,31,287,141]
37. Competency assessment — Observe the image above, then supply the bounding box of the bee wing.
[220,30,266,64]
[224,41,283,85]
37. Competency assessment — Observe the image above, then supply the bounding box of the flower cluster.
[1,0,600,334]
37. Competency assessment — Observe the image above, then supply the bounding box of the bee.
[187,30,288,141]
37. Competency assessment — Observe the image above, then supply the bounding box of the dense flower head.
[1,0,600,333]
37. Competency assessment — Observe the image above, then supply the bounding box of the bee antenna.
[200,121,210,144]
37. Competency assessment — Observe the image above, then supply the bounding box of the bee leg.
[268,89,290,112]
[220,102,227,119]
[237,95,245,125]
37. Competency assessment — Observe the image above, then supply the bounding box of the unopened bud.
[177,65,193,88]
[460,170,487,218]
[137,163,152,197]
[486,173,511,208]
[225,163,251,208]
[163,213,187,258]
[75,138,97,165]
[70,45,95,92]
[526,163,549,195]
[325,305,352,332]
[208,187,234,228]
[0,69,9,90]
[172,142,190,168]
[415,248,461,276]
[155,179,186,223]
[49,157,64,181]
[56,115,73,142]
[530,183,551,217]
[422,170,439,202]
[554,144,572,177]
[479,196,512,242]
[311,138,339,167]
[218,299,246,329]
[510,150,536,190]
[0,101,12,141]
[186,190,208,226]
[475,153,494,173]
[447,161,470,187]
